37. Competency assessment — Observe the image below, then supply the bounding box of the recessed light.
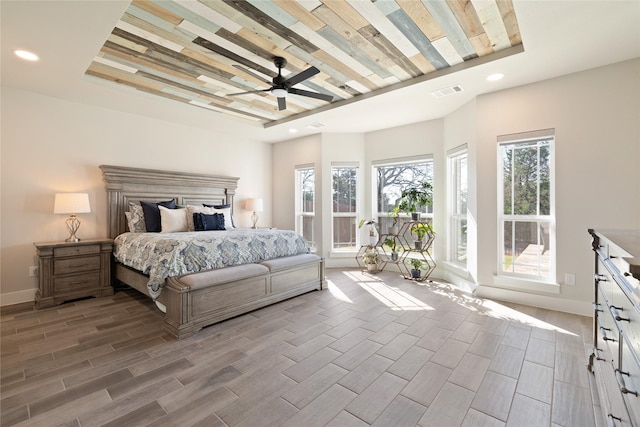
[487,73,504,81]
[289,128,298,133]
[14,49,39,61]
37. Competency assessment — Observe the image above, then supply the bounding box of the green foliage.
[383,237,397,252]
[411,222,434,239]
[400,182,433,214]
[363,251,380,265]
[408,258,423,270]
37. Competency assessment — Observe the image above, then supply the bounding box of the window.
[295,166,315,251]
[498,130,555,280]
[374,157,433,233]
[448,148,467,266]
[332,164,358,250]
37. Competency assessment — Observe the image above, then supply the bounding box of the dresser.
[34,239,113,308]
[588,229,640,426]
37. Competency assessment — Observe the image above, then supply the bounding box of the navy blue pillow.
[203,203,235,228]
[193,212,225,231]
[140,199,176,232]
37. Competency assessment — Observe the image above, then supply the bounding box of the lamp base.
[251,211,259,229]
[65,215,82,243]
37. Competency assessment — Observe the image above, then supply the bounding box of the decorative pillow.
[203,203,235,228]
[193,212,226,231]
[125,203,146,232]
[140,199,176,232]
[185,205,215,231]
[159,206,188,233]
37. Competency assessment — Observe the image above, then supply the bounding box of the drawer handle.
[592,302,603,312]
[610,306,630,322]
[595,273,608,282]
[608,414,622,427]
[615,369,639,396]
[602,336,616,342]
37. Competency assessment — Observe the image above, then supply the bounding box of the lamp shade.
[246,198,263,212]
[54,193,91,214]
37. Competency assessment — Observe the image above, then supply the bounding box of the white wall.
[270,58,639,316]
[474,59,640,314]
[1,87,272,304]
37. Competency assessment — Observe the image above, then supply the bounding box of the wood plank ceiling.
[86,0,522,125]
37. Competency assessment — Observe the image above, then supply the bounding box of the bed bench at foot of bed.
[161,254,325,339]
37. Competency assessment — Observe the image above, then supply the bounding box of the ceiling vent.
[305,122,326,129]
[431,85,463,98]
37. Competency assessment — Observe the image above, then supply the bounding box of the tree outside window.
[499,135,554,279]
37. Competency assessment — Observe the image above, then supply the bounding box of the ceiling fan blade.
[227,88,270,96]
[284,66,320,86]
[232,64,271,85]
[288,88,333,102]
[277,97,286,111]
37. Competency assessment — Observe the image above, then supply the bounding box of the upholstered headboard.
[100,165,239,238]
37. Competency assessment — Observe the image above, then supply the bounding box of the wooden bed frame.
[100,165,325,339]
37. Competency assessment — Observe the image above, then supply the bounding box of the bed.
[101,165,325,339]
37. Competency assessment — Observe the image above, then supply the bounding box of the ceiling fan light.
[271,88,287,98]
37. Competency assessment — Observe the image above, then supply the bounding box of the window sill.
[330,250,358,258]
[492,275,560,295]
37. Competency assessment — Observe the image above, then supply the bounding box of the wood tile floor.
[1,269,599,427]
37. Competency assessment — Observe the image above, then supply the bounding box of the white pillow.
[209,206,235,229]
[159,206,188,233]
[185,205,215,232]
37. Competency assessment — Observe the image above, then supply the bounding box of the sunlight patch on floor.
[357,281,435,311]
[327,279,353,303]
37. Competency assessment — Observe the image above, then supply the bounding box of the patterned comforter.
[113,229,309,300]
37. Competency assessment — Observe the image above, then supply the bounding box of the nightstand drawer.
[54,272,100,293]
[54,256,101,275]
[54,244,100,257]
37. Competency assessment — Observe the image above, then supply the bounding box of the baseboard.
[475,284,593,317]
[0,288,37,307]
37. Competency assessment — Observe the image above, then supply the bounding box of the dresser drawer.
[54,272,101,293]
[598,305,621,368]
[54,255,101,275]
[610,281,640,358]
[620,336,640,425]
[54,244,101,257]
[597,258,616,303]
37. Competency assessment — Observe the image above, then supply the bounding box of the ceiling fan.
[228,57,333,111]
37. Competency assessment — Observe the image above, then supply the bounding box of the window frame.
[295,165,316,252]
[372,155,434,238]
[497,130,555,282]
[447,146,468,267]
[331,163,359,251]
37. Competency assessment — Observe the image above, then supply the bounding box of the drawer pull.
[592,302,603,312]
[595,273,608,282]
[607,414,621,427]
[615,369,639,396]
[600,326,611,332]
[602,336,616,342]
[610,306,630,322]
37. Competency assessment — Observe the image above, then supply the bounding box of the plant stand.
[390,220,435,282]
[355,245,383,273]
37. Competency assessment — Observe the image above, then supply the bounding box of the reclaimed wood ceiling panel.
[86,0,522,125]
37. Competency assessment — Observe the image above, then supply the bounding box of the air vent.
[305,122,326,129]
[431,85,463,98]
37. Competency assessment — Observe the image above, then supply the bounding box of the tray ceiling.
[86,0,522,126]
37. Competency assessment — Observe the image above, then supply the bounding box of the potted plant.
[386,205,400,235]
[400,182,433,220]
[411,222,433,250]
[383,237,399,261]
[363,249,381,272]
[408,258,422,278]
[358,218,378,245]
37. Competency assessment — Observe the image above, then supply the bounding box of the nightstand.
[34,239,113,308]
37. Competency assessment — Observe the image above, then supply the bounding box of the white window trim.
[447,145,468,268]
[496,130,556,285]
[295,165,316,252]
[331,162,359,253]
